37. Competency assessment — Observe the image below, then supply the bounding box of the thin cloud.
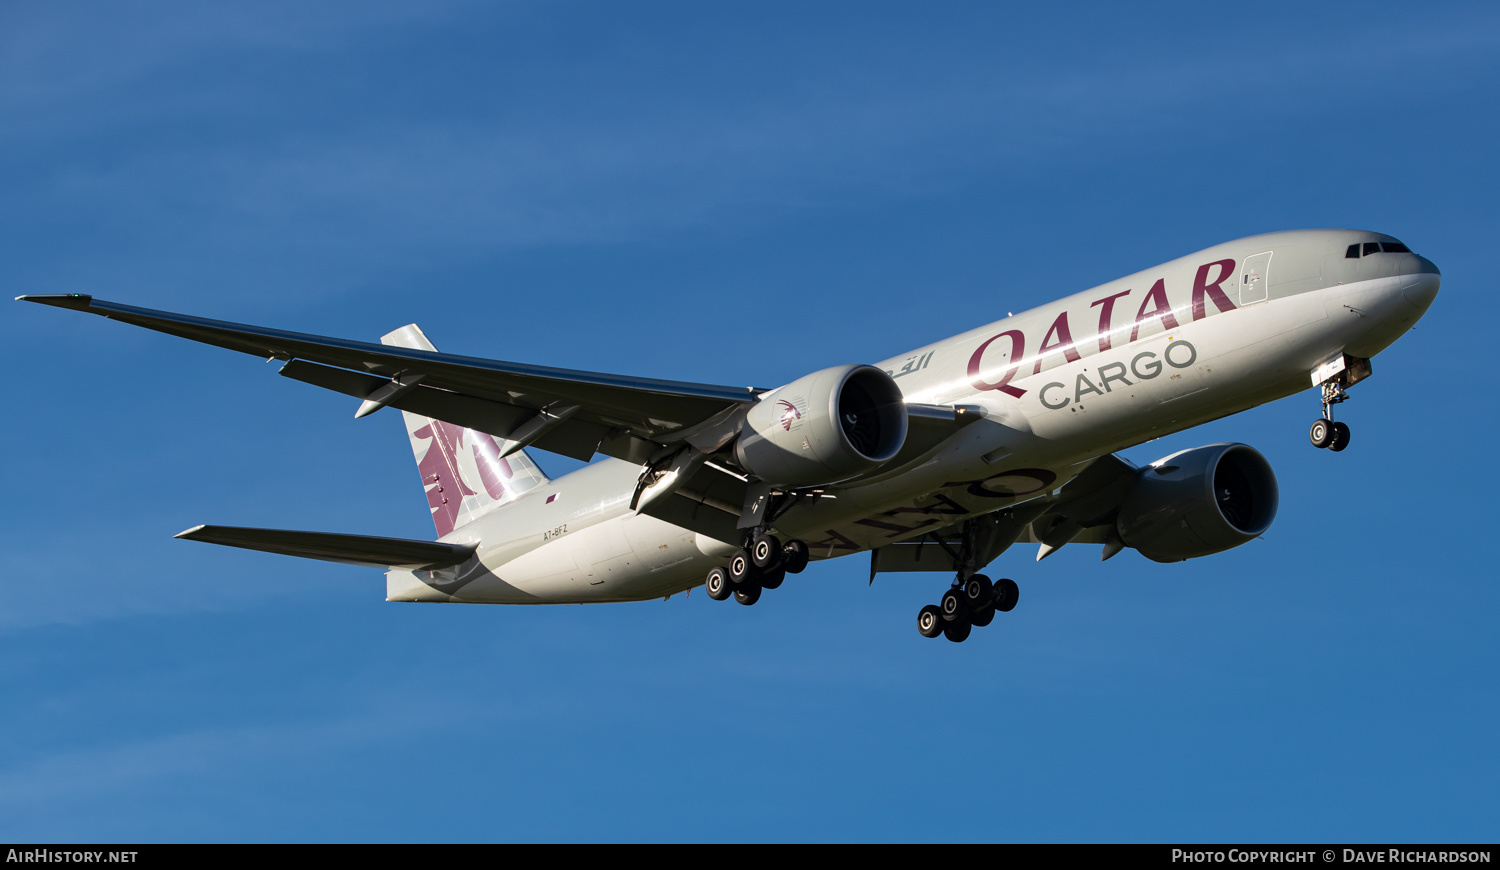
[0,531,317,633]
[5,6,1496,306]
[0,703,437,820]
[0,0,474,111]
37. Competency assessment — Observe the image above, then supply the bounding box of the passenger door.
[1240,251,1272,306]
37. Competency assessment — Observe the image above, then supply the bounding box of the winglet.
[16,294,95,311]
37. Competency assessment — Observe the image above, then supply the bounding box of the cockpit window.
[1347,240,1414,258]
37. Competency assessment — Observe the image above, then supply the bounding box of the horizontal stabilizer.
[174,525,475,570]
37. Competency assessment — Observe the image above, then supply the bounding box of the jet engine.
[734,364,907,488]
[1116,443,1279,563]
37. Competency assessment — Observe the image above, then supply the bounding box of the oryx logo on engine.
[777,399,803,431]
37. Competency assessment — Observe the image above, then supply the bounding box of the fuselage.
[387,229,1440,604]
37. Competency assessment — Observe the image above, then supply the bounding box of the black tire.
[993,577,1020,613]
[728,549,757,585]
[970,604,995,627]
[1309,418,1334,449]
[759,567,786,590]
[918,605,944,638]
[943,619,972,643]
[733,582,762,606]
[782,540,810,574]
[962,574,993,608]
[751,534,782,569]
[705,567,732,601]
[1329,421,1351,452]
[940,588,968,622]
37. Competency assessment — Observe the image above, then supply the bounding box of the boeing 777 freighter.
[19,229,1440,641]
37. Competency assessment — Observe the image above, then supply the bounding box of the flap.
[636,460,750,545]
[278,359,606,461]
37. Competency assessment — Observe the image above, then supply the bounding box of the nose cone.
[1403,256,1441,316]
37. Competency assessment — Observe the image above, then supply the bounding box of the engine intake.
[734,364,907,488]
[1116,443,1279,563]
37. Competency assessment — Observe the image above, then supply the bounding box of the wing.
[19,294,761,463]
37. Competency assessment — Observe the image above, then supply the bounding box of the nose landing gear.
[1309,382,1352,452]
[1309,354,1371,453]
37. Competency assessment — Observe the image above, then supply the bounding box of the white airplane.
[19,229,1439,641]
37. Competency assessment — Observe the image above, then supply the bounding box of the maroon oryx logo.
[777,399,802,431]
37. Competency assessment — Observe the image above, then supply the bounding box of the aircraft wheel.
[1329,421,1351,452]
[1309,418,1334,449]
[728,549,757,585]
[962,574,993,609]
[782,540,810,574]
[943,619,972,643]
[759,567,786,590]
[970,604,995,627]
[751,534,782,569]
[993,577,1020,613]
[733,582,762,606]
[705,567,732,601]
[918,605,944,638]
[940,588,968,622]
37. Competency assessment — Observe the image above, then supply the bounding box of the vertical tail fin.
[382,324,550,538]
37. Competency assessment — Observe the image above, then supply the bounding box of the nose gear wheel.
[1310,379,1354,452]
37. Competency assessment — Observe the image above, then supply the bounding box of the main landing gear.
[703,533,810,606]
[917,574,1019,643]
[1309,381,1352,453]
[914,515,1021,643]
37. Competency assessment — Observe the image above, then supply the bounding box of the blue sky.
[2,0,1497,842]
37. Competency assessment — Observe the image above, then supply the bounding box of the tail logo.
[412,421,515,536]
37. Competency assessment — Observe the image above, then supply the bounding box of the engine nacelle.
[734,364,907,488]
[1116,443,1279,563]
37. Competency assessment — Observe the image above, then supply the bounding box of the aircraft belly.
[459,516,620,601]
[784,463,1093,556]
[386,568,458,602]
[624,513,701,573]
[455,510,715,604]
[453,458,640,570]
[774,424,1093,557]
